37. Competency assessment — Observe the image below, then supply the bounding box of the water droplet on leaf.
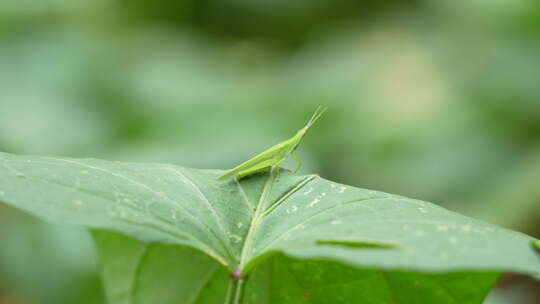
[461,225,472,233]
[308,198,320,208]
[418,207,428,214]
[286,205,298,214]
[436,225,448,232]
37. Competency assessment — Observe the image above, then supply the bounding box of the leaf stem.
[237,167,278,271]
[225,167,278,304]
[224,276,237,304]
[233,278,246,304]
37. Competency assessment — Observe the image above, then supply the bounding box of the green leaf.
[94,230,499,304]
[92,230,228,304]
[1,152,539,303]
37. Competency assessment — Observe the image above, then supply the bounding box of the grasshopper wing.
[218,142,288,180]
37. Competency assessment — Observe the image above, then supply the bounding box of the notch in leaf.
[316,240,399,250]
[532,240,540,254]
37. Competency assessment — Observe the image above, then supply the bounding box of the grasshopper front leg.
[291,151,302,174]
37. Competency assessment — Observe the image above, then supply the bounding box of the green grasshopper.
[219,106,327,180]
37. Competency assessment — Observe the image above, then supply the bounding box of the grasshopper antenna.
[305,106,327,129]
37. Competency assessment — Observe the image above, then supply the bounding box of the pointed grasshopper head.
[290,106,327,154]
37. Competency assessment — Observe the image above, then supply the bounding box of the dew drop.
[237,222,243,229]
[415,230,425,236]
[418,207,428,214]
[338,186,347,194]
[303,188,314,195]
[449,236,458,243]
[286,205,298,214]
[331,220,342,225]
[436,225,448,232]
[461,225,472,233]
[80,170,89,174]
[0,190,5,196]
[308,198,320,208]
[74,200,83,206]
[229,234,242,243]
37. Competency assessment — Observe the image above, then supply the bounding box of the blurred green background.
[0,0,539,303]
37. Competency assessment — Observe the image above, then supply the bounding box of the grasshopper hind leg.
[236,158,276,180]
[236,157,289,180]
